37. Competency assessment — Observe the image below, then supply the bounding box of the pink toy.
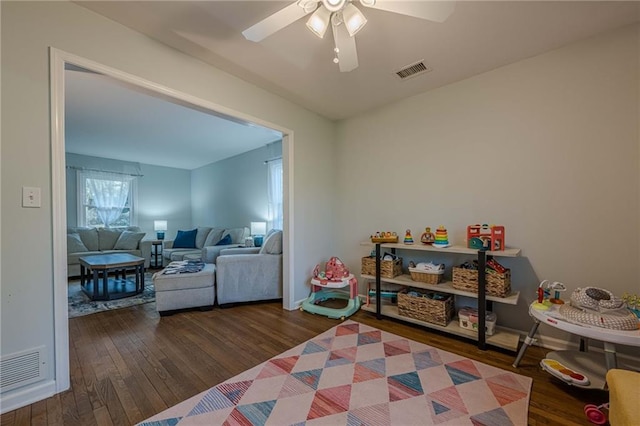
[315,256,350,282]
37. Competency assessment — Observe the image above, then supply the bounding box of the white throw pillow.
[259,230,283,254]
[114,231,145,250]
[67,233,89,253]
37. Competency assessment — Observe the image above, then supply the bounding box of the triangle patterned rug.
[139,320,532,425]
[68,272,155,318]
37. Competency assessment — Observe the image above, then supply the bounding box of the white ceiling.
[65,68,283,169]
[75,1,640,121]
[67,1,639,169]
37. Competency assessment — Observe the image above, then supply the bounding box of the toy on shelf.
[370,231,398,243]
[403,229,414,245]
[301,257,361,320]
[467,224,505,251]
[420,227,435,245]
[432,225,450,248]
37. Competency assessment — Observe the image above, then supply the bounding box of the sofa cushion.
[223,227,248,245]
[203,228,225,247]
[195,227,213,249]
[215,234,232,246]
[98,228,121,250]
[173,229,197,248]
[67,233,89,253]
[114,231,145,250]
[259,230,283,254]
[77,228,99,251]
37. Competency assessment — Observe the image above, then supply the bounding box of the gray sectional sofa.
[162,226,249,265]
[67,226,151,277]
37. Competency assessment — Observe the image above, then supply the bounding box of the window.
[77,170,137,228]
[267,159,283,231]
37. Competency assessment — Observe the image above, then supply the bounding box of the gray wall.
[191,141,281,230]
[65,153,192,237]
[1,0,335,411]
[335,23,640,346]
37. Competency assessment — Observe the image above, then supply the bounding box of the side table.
[513,302,640,389]
[151,240,163,268]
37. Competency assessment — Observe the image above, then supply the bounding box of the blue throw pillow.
[173,229,197,248]
[215,233,232,246]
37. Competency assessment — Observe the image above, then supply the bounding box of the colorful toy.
[432,225,450,248]
[584,403,609,425]
[370,231,398,243]
[532,280,552,310]
[403,229,414,244]
[301,257,361,320]
[420,227,435,245]
[622,292,640,318]
[540,358,590,386]
[467,224,505,251]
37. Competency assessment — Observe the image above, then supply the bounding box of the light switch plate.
[22,186,41,208]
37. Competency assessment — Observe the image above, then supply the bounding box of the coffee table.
[79,253,145,301]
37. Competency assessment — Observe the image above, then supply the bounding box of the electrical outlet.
[22,187,41,208]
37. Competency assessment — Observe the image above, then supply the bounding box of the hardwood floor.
[1,301,608,425]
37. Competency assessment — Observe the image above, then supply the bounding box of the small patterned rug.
[139,320,532,425]
[68,272,155,318]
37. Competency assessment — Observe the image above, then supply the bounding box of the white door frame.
[49,47,295,393]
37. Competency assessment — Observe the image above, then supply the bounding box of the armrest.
[220,247,260,256]
[202,244,243,263]
[163,240,174,249]
[138,240,152,268]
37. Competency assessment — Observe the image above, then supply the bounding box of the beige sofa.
[162,226,249,265]
[67,226,151,277]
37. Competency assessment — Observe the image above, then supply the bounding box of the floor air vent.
[395,61,431,80]
[1,346,47,393]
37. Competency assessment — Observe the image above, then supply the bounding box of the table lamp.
[154,220,167,240]
[251,221,267,247]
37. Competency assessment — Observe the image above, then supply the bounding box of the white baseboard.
[0,380,56,415]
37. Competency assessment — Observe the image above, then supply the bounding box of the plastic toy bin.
[458,307,497,335]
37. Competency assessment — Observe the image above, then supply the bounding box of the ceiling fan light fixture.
[297,0,319,13]
[306,6,331,38]
[322,0,347,13]
[342,4,367,36]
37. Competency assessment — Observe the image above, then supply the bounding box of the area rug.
[139,320,532,425]
[68,272,155,318]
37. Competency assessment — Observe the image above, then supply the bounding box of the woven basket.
[452,267,511,297]
[409,268,443,285]
[397,288,454,326]
[361,256,402,278]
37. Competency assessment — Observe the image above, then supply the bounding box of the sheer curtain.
[84,171,134,227]
[267,159,283,231]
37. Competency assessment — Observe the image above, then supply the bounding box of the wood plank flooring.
[1,301,609,425]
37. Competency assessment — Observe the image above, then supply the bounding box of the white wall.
[65,153,192,236]
[1,0,334,410]
[191,142,282,229]
[336,24,640,345]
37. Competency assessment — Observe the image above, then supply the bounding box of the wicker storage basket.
[361,256,402,278]
[397,288,454,326]
[452,267,511,297]
[408,268,443,285]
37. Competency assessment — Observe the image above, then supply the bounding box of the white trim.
[0,380,56,415]
[50,48,70,395]
[49,47,294,404]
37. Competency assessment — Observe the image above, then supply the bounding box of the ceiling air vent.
[394,61,431,80]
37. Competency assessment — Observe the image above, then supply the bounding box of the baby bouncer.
[301,257,361,320]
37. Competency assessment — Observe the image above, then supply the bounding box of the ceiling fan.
[242,0,456,72]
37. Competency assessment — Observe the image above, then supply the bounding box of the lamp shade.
[154,220,167,231]
[343,3,367,36]
[250,221,267,236]
[306,6,331,38]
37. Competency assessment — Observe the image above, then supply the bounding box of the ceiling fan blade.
[242,2,315,42]
[332,22,358,72]
[361,0,456,23]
